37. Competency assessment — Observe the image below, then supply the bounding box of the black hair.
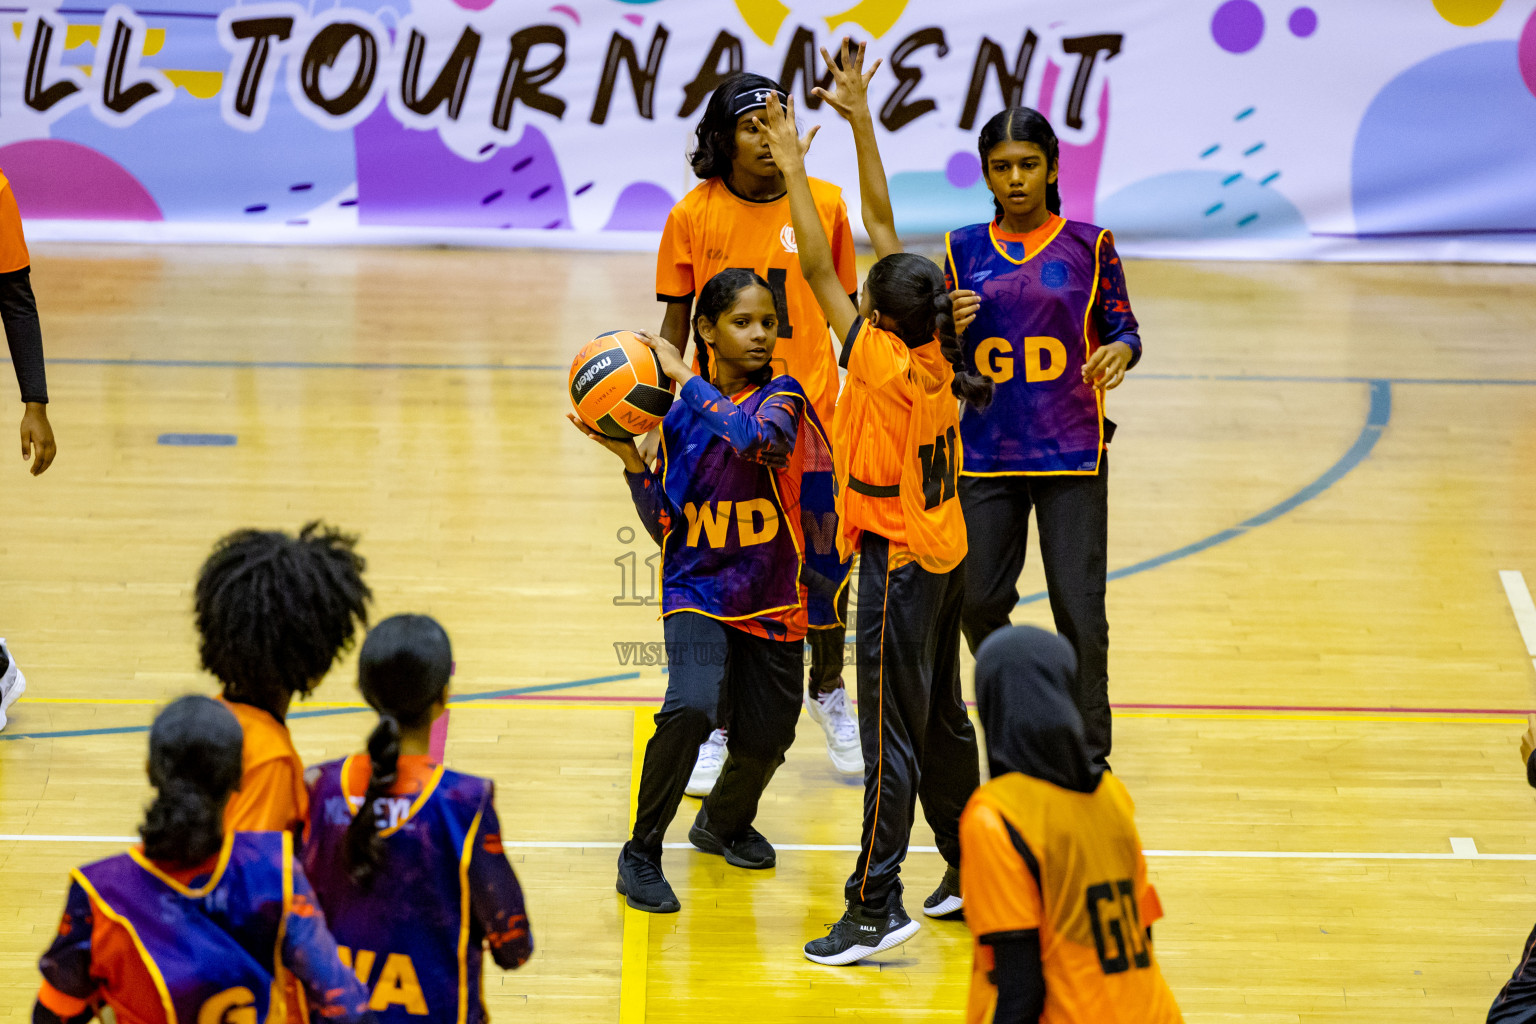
[865,253,994,410]
[345,613,453,889]
[689,72,782,181]
[195,521,372,722]
[140,695,244,866]
[693,268,776,389]
[978,107,1061,221]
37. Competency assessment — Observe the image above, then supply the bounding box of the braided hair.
[864,253,994,410]
[692,268,776,389]
[140,695,243,866]
[978,107,1061,221]
[195,521,371,721]
[344,614,453,889]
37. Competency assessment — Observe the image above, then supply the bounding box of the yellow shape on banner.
[1432,0,1503,25]
[734,0,791,44]
[825,0,909,38]
[62,24,165,54]
[166,69,223,98]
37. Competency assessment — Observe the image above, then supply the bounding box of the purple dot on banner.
[945,152,981,189]
[1289,6,1317,37]
[1521,7,1536,99]
[1212,0,1265,54]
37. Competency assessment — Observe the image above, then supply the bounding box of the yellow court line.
[619,708,655,1024]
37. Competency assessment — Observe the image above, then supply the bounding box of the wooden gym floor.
[2,243,1535,1022]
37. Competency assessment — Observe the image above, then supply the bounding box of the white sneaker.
[806,686,862,776]
[0,638,27,733]
[685,729,727,797]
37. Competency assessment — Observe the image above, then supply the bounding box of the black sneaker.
[688,808,776,869]
[922,864,963,919]
[803,889,920,965]
[616,841,680,913]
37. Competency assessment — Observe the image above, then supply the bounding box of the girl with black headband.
[653,68,862,798]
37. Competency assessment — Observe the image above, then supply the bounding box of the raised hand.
[753,93,818,173]
[813,38,881,123]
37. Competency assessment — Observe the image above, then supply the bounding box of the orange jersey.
[219,699,309,835]
[655,176,857,424]
[830,318,967,573]
[960,772,1183,1024]
[0,169,31,274]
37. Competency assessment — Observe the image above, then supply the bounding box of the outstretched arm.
[756,94,858,345]
[815,40,900,260]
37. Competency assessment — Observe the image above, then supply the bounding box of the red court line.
[491,694,1532,716]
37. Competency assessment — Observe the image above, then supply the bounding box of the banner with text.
[3,0,1535,260]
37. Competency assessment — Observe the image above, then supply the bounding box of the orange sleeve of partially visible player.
[224,755,309,834]
[830,201,857,298]
[0,174,31,274]
[655,202,695,303]
[960,800,1042,940]
[840,319,907,391]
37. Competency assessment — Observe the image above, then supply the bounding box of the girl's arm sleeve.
[34,883,96,1024]
[1093,233,1142,367]
[468,786,533,970]
[281,865,375,1023]
[987,932,1046,1023]
[1,267,47,404]
[678,377,800,462]
[624,466,672,546]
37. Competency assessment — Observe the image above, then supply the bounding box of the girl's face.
[983,140,1057,223]
[731,111,777,178]
[699,284,777,378]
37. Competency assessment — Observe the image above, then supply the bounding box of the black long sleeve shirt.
[1,266,46,404]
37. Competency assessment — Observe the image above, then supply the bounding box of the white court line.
[1451,836,1479,857]
[1501,570,1536,662]
[5,834,1536,861]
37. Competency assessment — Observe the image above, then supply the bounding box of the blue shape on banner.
[888,171,991,237]
[1352,41,1536,236]
[159,433,237,446]
[603,183,676,231]
[1098,170,1307,240]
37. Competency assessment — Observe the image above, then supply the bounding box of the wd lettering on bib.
[682,499,780,547]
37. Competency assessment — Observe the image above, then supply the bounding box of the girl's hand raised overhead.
[753,93,818,174]
[813,38,881,124]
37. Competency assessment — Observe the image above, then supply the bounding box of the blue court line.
[1017,379,1392,606]
[6,358,1535,387]
[0,671,641,743]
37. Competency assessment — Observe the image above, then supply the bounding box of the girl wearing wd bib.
[570,270,839,915]
[944,108,1144,767]
[302,615,533,1023]
[34,696,370,1024]
[755,53,991,965]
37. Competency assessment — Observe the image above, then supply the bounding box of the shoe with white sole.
[805,686,862,776]
[0,638,26,733]
[803,887,919,966]
[922,864,963,919]
[684,729,727,797]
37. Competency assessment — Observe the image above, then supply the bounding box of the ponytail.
[346,613,454,890]
[934,291,994,410]
[344,713,401,888]
[139,695,243,867]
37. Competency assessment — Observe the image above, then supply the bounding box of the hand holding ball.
[568,330,676,439]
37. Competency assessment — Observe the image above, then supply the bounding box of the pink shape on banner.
[0,140,162,220]
[1212,0,1265,53]
[603,182,675,230]
[624,13,644,25]
[550,3,580,22]
[429,709,449,762]
[1036,60,1110,224]
[452,0,495,11]
[1520,6,1536,98]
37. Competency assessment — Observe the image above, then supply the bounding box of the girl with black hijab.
[961,626,1183,1023]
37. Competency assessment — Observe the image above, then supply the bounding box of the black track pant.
[958,463,1112,765]
[844,533,980,909]
[1490,923,1536,1023]
[631,612,803,852]
[807,585,852,696]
